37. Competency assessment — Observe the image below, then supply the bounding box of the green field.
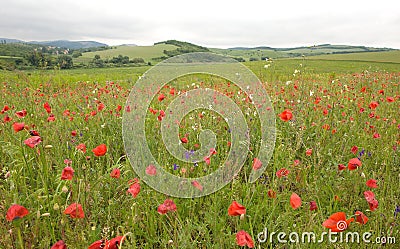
[75,44,178,64]
[0,58,399,248]
[309,50,400,64]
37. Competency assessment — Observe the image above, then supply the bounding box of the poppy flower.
[368,199,379,211]
[110,168,121,178]
[351,146,358,154]
[15,109,27,118]
[76,143,86,153]
[43,102,52,114]
[88,239,106,249]
[64,203,85,219]
[97,103,105,111]
[180,137,188,143]
[309,201,318,211]
[355,211,368,225]
[12,122,25,132]
[71,130,77,137]
[61,166,74,180]
[267,189,276,198]
[157,199,177,215]
[105,236,124,249]
[228,201,246,216]
[6,204,29,221]
[145,165,157,176]
[279,109,293,122]
[127,179,140,198]
[364,190,375,203]
[169,88,175,95]
[386,96,394,102]
[236,230,254,248]
[51,240,67,249]
[373,133,380,139]
[158,93,165,101]
[252,158,262,170]
[3,115,12,122]
[338,164,346,171]
[369,101,379,110]
[276,168,290,178]
[47,114,56,122]
[191,180,203,191]
[322,212,354,232]
[1,105,10,114]
[347,158,362,170]
[366,179,378,188]
[290,193,302,209]
[29,130,40,136]
[92,144,107,156]
[306,148,313,156]
[204,156,211,165]
[24,136,42,148]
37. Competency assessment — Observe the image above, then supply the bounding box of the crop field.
[0,57,399,248]
[75,44,178,64]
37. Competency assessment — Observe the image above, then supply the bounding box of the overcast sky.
[1,0,399,48]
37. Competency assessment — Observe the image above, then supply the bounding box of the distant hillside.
[30,40,108,49]
[308,50,400,64]
[0,38,108,49]
[212,44,395,61]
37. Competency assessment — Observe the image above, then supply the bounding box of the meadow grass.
[0,58,399,248]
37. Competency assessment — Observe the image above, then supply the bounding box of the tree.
[57,55,73,69]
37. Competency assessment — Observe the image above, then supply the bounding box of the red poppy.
[169,88,175,95]
[29,130,40,136]
[306,148,313,156]
[43,102,52,114]
[1,105,10,114]
[368,199,379,211]
[92,144,107,156]
[204,156,211,165]
[252,158,262,170]
[351,146,358,154]
[24,136,42,148]
[157,199,177,215]
[105,236,124,249]
[47,114,56,122]
[97,103,105,111]
[15,109,27,118]
[158,93,165,102]
[276,168,290,178]
[309,201,318,211]
[3,115,12,122]
[127,179,140,198]
[64,203,85,219]
[228,201,246,216]
[236,230,254,248]
[373,133,381,139]
[71,130,77,137]
[180,137,188,143]
[76,143,86,153]
[12,122,25,132]
[364,190,375,203]
[355,211,368,225]
[279,109,293,122]
[386,96,394,102]
[290,192,302,209]
[366,179,378,188]
[347,158,362,170]
[267,189,276,198]
[338,164,346,171]
[110,168,121,178]
[88,239,106,249]
[322,212,354,232]
[61,166,74,180]
[145,165,157,176]
[51,240,67,249]
[6,204,29,221]
[191,181,203,191]
[369,101,379,110]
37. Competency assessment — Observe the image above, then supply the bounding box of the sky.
[1,0,399,49]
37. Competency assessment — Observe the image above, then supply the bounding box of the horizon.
[1,37,398,50]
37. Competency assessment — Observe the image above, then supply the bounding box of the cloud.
[1,0,399,48]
